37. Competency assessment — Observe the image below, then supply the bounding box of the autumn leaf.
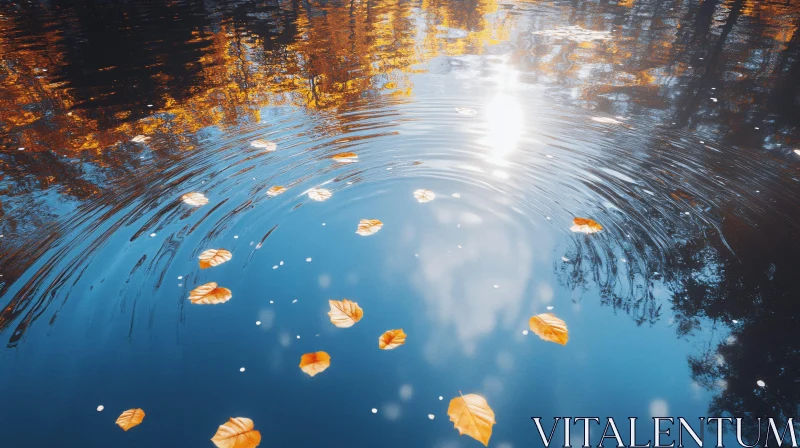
[182,192,209,207]
[529,313,569,345]
[251,139,277,151]
[331,152,358,163]
[328,299,363,328]
[448,393,496,446]
[308,187,332,202]
[570,217,602,234]
[413,189,436,203]
[379,329,406,350]
[356,219,383,236]
[299,351,331,377]
[211,417,261,448]
[189,282,232,305]
[131,135,150,143]
[267,186,287,196]
[455,107,477,116]
[199,249,232,269]
[115,408,145,431]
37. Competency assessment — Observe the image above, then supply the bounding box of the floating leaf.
[181,192,208,207]
[529,313,569,345]
[211,417,261,448]
[331,152,358,163]
[328,299,363,328]
[590,116,622,124]
[455,107,477,116]
[570,217,603,234]
[250,139,277,151]
[356,219,383,236]
[299,351,331,377]
[379,329,406,350]
[199,249,232,269]
[413,189,436,203]
[189,282,232,305]
[131,135,150,143]
[267,186,287,196]
[115,408,145,431]
[308,187,332,202]
[447,393,496,446]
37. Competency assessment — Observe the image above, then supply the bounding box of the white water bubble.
[97,405,104,412]
[256,321,261,326]
[371,408,378,414]
[757,380,766,387]
[452,193,461,198]
[150,233,156,237]
[306,257,312,262]
[239,367,246,372]
[428,414,435,420]
[522,330,529,335]
[280,261,284,266]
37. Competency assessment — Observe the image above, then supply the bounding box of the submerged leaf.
[115,408,145,431]
[328,299,363,328]
[182,192,209,207]
[529,313,569,345]
[267,186,287,196]
[308,187,332,202]
[570,217,603,234]
[356,219,383,236]
[447,394,496,446]
[250,139,277,151]
[211,417,261,448]
[199,249,232,269]
[299,351,331,377]
[413,189,436,203]
[189,282,232,305]
[379,329,406,350]
[331,152,358,163]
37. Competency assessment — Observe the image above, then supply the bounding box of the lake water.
[0,0,798,447]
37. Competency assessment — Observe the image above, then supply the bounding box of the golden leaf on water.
[447,394,496,446]
[356,219,383,236]
[115,408,145,431]
[413,189,436,203]
[182,192,209,207]
[250,139,277,151]
[211,417,261,448]
[529,313,569,345]
[299,351,331,377]
[189,282,232,305]
[308,187,332,202]
[267,186,287,196]
[328,299,363,328]
[131,135,150,143]
[570,217,602,234]
[331,152,358,163]
[455,107,477,116]
[199,249,232,269]
[378,329,406,350]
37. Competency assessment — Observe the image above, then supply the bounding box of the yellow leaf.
[447,393,496,446]
[328,299,363,328]
[199,249,232,269]
[570,217,603,234]
[211,417,261,448]
[356,219,383,236]
[413,189,436,203]
[189,282,232,305]
[308,187,332,202]
[267,186,287,196]
[331,152,358,163]
[529,313,569,345]
[115,408,145,431]
[379,329,406,350]
[251,139,277,151]
[182,192,209,206]
[299,351,331,377]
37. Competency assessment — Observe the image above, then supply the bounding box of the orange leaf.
[251,139,277,151]
[308,187,332,202]
[447,393,495,446]
[356,219,383,236]
[189,282,232,305]
[199,249,232,269]
[413,189,436,203]
[211,417,261,448]
[529,313,569,345]
[115,408,145,431]
[267,186,287,196]
[331,152,358,163]
[299,351,331,377]
[379,329,406,350]
[570,217,602,234]
[182,192,209,206]
[328,299,363,328]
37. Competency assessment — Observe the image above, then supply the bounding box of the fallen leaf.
[308,187,332,202]
[267,186,287,196]
[199,249,232,269]
[299,351,331,377]
[131,135,150,143]
[181,192,209,206]
[328,299,363,328]
[448,393,496,446]
[211,417,261,448]
[189,282,232,305]
[251,139,277,151]
[570,217,603,234]
[590,116,622,124]
[379,329,406,350]
[115,408,145,431]
[356,219,383,236]
[414,189,436,203]
[332,152,358,163]
[455,107,477,116]
[529,313,569,345]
